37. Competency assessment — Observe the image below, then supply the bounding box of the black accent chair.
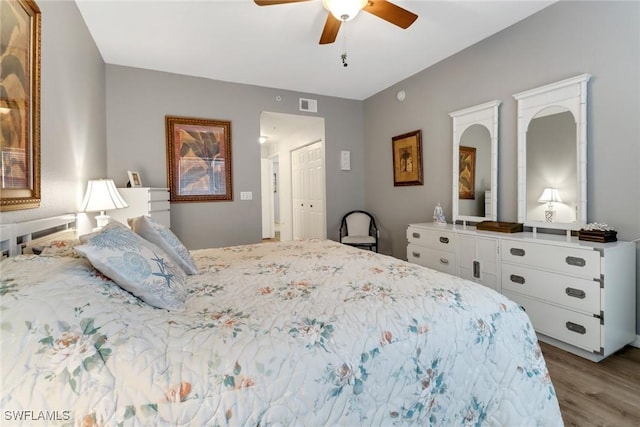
[339,210,379,252]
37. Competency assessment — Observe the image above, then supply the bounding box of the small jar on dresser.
[107,187,171,228]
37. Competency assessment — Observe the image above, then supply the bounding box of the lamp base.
[544,209,555,222]
[94,211,110,231]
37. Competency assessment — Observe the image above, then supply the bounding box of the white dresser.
[108,187,171,228]
[407,223,636,361]
[407,223,499,291]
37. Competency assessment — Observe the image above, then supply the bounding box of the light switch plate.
[340,150,351,171]
[240,191,253,200]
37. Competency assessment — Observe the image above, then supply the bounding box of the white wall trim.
[632,335,640,348]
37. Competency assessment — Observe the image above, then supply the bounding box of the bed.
[0,215,563,426]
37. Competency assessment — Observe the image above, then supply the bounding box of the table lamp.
[538,187,562,222]
[80,179,128,230]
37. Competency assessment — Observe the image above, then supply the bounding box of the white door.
[260,159,274,239]
[292,141,326,239]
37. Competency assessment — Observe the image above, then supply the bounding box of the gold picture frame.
[392,130,423,186]
[459,146,476,199]
[165,115,232,202]
[1,0,41,211]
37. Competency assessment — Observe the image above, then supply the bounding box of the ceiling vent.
[299,98,318,113]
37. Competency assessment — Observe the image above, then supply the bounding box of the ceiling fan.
[254,0,418,45]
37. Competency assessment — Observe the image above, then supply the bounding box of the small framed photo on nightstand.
[127,170,142,187]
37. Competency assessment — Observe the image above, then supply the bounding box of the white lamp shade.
[80,179,128,212]
[537,187,562,203]
[322,0,367,21]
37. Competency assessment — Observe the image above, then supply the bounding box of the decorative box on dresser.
[407,223,636,362]
[108,188,171,228]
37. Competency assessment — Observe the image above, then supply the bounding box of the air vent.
[299,98,318,113]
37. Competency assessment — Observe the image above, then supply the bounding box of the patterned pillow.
[128,215,198,275]
[39,239,82,257]
[76,221,187,310]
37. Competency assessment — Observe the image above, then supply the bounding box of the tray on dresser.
[476,221,523,233]
[578,229,617,242]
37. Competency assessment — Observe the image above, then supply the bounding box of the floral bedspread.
[0,239,562,426]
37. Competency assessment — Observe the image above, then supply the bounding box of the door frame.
[259,111,325,242]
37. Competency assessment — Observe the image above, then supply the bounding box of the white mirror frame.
[450,100,501,225]
[513,74,591,232]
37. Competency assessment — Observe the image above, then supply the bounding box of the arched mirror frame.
[513,74,591,232]
[450,100,501,224]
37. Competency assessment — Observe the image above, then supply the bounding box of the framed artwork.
[127,170,142,187]
[459,146,476,199]
[1,0,41,211]
[392,130,423,186]
[165,115,232,202]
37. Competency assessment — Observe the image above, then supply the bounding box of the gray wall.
[0,0,107,229]
[105,66,364,249]
[363,1,640,333]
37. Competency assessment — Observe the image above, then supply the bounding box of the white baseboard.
[632,335,640,348]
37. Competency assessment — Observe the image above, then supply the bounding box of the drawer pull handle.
[510,274,525,285]
[412,232,421,238]
[439,258,449,265]
[565,322,586,335]
[510,248,525,257]
[566,256,586,267]
[565,287,586,299]
[439,237,449,244]
[412,252,421,258]
[473,260,480,278]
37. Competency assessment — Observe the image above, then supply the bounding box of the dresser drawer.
[501,239,600,279]
[407,227,457,252]
[407,244,457,275]
[502,263,601,315]
[149,189,170,202]
[504,290,601,353]
[149,200,170,212]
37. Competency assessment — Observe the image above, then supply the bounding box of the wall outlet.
[240,191,253,200]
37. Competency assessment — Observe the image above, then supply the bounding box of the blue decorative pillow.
[76,221,187,310]
[128,215,198,275]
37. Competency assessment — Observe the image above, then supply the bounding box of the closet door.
[292,141,326,239]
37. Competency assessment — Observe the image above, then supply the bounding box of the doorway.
[260,111,326,241]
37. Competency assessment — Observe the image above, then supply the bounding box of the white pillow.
[76,221,187,311]
[128,215,198,275]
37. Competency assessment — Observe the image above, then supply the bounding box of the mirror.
[514,74,590,231]
[450,100,500,224]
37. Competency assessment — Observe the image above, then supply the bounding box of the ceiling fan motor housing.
[322,0,368,21]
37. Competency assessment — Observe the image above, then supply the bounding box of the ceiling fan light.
[322,0,367,22]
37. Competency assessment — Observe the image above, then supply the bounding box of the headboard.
[0,214,77,258]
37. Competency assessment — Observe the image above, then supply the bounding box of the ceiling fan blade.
[319,13,341,45]
[363,0,418,29]
[254,0,311,6]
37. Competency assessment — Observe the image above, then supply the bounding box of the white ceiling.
[75,0,555,101]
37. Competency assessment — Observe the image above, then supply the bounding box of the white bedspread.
[0,239,563,426]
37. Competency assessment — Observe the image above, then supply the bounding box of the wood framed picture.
[1,0,41,211]
[165,115,232,202]
[392,130,423,186]
[127,170,142,187]
[459,146,476,199]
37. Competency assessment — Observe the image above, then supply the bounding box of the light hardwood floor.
[540,342,640,427]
